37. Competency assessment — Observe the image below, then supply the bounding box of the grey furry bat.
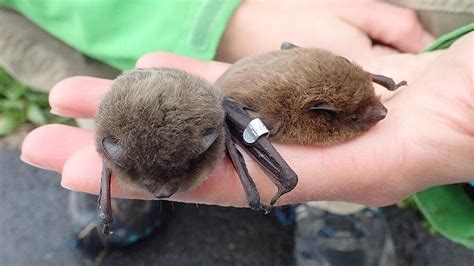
[95,69,227,233]
[95,42,405,234]
[96,69,225,198]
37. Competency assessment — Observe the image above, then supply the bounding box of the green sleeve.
[0,0,241,70]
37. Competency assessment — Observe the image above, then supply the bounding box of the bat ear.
[309,102,343,113]
[281,42,299,50]
[102,137,127,168]
[308,102,343,120]
[198,129,219,155]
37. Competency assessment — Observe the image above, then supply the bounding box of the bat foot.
[101,224,113,235]
[370,73,407,91]
[260,204,272,214]
[395,80,407,90]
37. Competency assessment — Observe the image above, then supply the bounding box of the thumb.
[136,52,230,84]
[334,1,435,52]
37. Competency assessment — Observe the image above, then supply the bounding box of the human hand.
[216,0,434,62]
[21,34,473,207]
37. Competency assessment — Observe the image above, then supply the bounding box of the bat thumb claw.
[270,189,285,206]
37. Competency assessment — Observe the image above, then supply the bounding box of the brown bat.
[95,42,405,234]
[217,42,406,145]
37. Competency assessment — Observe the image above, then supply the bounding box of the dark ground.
[1,148,472,265]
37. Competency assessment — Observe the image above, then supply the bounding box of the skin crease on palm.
[19,0,472,207]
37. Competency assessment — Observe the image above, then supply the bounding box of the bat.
[95,42,406,234]
[217,42,406,145]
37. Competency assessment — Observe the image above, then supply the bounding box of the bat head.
[95,68,225,198]
[286,54,396,145]
[296,56,390,144]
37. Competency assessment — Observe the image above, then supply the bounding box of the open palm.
[21,34,473,207]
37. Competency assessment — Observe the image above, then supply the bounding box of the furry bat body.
[95,43,405,234]
[217,44,405,145]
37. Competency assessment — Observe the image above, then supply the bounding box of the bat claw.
[395,80,407,90]
[260,204,272,214]
[101,224,113,235]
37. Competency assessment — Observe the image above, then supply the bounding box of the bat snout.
[151,181,180,199]
[362,104,387,123]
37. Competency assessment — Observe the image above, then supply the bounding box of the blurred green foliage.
[0,68,74,136]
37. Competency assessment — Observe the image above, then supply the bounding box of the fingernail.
[50,107,81,118]
[60,180,74,190]
[20,155,53,171]
[50,108,61,116]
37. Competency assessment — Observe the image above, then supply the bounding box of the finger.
[59,123,399,207]
[49,76,111,118]
[21,124,94,172]
[336,1,435,52]
[371,45,398,56]
[61,144,249,205]
[136,52,230,83]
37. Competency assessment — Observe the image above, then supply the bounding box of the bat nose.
[364,104,387,123]
[152,182,180,199]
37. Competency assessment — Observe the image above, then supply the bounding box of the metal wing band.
[243,118,270,144]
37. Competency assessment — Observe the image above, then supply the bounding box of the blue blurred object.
[294,205,396,266]
[272,205,298,228]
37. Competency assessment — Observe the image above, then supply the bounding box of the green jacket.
[1,0,240,70]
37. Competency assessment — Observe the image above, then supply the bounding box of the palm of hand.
[21,34,473,207]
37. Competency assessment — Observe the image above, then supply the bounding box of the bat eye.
[351,114,359,122]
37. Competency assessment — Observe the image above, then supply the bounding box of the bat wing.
[223,97,298,206]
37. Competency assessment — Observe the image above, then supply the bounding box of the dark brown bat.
[95,42,405,234]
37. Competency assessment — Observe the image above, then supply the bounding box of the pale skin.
[21,33,473,208]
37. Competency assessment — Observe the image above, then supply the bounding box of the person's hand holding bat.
[21,34,473,208]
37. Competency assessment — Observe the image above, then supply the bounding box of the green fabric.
[0,0,241,70]
[422,23,474,51]
[413,23,474,249]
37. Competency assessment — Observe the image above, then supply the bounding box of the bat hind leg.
[370,73,407,91]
